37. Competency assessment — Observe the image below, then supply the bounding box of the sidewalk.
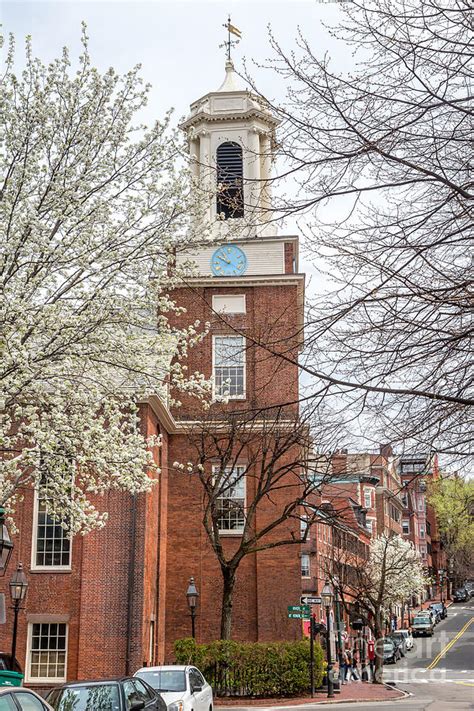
[215,683,406,707]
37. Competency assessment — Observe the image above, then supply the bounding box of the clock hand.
[218,255,231,264]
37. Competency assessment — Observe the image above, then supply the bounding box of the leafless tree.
[184,404,343,639]
[246,0,473,461]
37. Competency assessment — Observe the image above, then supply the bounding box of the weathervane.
[219,16,242,61]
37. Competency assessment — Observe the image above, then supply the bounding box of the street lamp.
[9,563,28,667]
[0,509,14,576]
[186,577,199,639]
[321,580,335,699]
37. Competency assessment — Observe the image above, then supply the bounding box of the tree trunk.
[373,609,384,684]
[220,567,237,640]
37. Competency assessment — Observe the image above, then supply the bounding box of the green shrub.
[173,638,324,697]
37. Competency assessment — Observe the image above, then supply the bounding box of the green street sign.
[287,605,310,613]
[288,612,310,619]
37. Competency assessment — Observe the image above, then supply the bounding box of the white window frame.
[25,621,68,684]
[402,519,410,535]
[213,465,246,535]
[31,490,72,572]
[366,519,373,533]
[301,553,311,578]
[212,294,246,314]
[363,489,372,509]
[212,334,246,400]
[419,523,426,539]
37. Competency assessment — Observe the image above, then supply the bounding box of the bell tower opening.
[216,141,244,219]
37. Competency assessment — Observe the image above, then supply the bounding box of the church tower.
[163,48,306,651]
[180,58,278,236]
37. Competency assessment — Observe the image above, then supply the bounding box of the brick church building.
[0,59,308,688]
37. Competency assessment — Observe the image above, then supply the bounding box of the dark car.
[452,588,469,602]
[0,654,22,673]
[382,638,401,664]
[429,602,447,619]
[47,678,167,711]
[464,582,474,598]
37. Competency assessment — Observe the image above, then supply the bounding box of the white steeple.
[180,52,279,238]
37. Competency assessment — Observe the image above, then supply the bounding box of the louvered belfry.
[216,141,244,219]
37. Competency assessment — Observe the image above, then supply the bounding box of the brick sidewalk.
[215,683,405,707]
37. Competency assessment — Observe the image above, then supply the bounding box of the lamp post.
[9,563,28,667]
[186,577,199,639]
[321,580,335,699]
[439,570,445,605]
[0,509,14,576]
[333,583,344,683]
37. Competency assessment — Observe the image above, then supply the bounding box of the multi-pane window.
[28,622,67,682]
[215,466,245,532]
[33,497,71,568]
[301,554,311,578]
[366,519,373,533]
[419,523,425,539]
[364,490,372,509]
[401,491,409,508]
[300,516,308,539]
[213,335,245,398]
[402,520,410,535]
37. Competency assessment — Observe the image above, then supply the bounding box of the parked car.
[392,629,414,651]
[452,588,469,602]
[388,633,406,657]
[0,686,54,710]
[47,678,166,711]
[382,638,401,664]
[412,614,434,637]
[0,655,22,674]
[134,665,213,711]
[429,602,447,620]
[418,609,437,625]
[464,582,474,597]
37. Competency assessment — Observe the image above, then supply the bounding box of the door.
[189,669,210,711]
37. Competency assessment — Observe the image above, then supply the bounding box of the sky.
[1,0,347,128]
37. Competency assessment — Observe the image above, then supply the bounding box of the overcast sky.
[1,1,347,130]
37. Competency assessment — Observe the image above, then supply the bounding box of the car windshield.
[136,670,187,692]
[48,684,120,711]
[414,617,429,624]
[431,604,442,610]
[393,631,408,638]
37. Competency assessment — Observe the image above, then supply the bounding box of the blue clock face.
[211,245,247,277]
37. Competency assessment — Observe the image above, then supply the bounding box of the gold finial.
[219,16,242,61]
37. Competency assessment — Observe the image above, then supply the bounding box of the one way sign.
[300,595,322,605]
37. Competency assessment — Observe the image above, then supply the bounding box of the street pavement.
[323,599,474,709]
[218,600,474,710]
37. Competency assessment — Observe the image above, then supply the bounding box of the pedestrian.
[345,648,360,682]
[352,646,361,681]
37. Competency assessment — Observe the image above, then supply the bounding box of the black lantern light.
[321,580,335,698]
[9,563,28,668]
[186,577,199,638]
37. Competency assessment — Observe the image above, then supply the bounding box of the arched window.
[216,141,244,219]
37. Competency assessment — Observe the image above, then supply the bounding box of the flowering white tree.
[0,28,209,532]
[333,533,426,682]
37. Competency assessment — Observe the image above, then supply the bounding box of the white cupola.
[180,59,280,237]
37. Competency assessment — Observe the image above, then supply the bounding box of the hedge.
[174,638,324,697]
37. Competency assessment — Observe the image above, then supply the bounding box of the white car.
[135,665,213,711]
[391,628,414,651]
[0,686,54,710]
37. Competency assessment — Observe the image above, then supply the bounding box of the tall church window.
[213,335,246,399]
[32,491,71,570]
[214,465,246,533]
[216,142,244,219]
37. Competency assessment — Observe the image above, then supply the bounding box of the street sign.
[300,596,322,605]
[288,605,310,613]
[288,612,310,619]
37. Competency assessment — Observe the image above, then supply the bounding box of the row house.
[399,453,446,598]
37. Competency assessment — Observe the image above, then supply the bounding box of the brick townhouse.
[0,59,308,689]
[399,452,446,599]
